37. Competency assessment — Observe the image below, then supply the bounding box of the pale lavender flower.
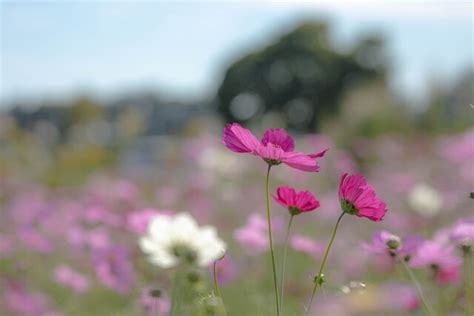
[289,234,323,258]
[410,237,462,284]
[53,265,91,293]
[450,217,474,248]
[3,281,50,316]
[93,246,135,293]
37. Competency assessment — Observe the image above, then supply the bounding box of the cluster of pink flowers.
[1,122,472,315]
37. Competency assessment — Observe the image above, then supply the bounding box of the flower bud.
[386,235,401,250]
[148,287,163,298]
[314,273,325,286]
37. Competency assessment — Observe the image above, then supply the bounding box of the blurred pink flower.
[83,205,122,227]
[410,240,462,285]
[383,283,420,312]
[209,255,236,286]
[272,186,320,215]
[126,208,173,234]
[398,236,425,260]
[289,235,322,257]
[234,213,283,253]
[234,224,268,253]
[361,231,423,261]
[93,246,135,293]
[3,281,51,316]
[19,227,53,253]
[140,287,170,316]
[222,123,327,172]
[338,173,387,222]
[450,217,474,247]
[87,227,111,250]
[53,265,90,293]
[438,129,474,164]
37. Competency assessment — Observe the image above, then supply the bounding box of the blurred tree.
[216,21,387,132]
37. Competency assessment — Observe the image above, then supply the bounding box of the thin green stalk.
[170,270,182,316]
[213,260,227,316]
[279,214,294,313]
[397,254,436,316]
[464,248,473,316]
[265,164,280,316]
[306,212,345,315]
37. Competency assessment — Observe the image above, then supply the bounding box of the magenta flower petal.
[308,148,329,158]
[281,152,320,172]
[222,123,261,153]
[254,144,287,161]
[261,128,295,152]
[272,186,320,214]
[339,173,387,222]
[222,123,327,172]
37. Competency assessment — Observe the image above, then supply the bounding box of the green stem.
[279,214,294,314]
[213,260,227,316]
[170,270,182,316]
[397,254,436,316]
[265,164,280,316]
[306,212,345,315]
[464,248,473,316]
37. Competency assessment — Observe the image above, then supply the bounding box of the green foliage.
[216,21,386,132]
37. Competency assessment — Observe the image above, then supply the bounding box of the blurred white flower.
[408,183,442,217]
[139,213,226,268]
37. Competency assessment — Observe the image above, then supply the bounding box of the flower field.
[1,119,472,316]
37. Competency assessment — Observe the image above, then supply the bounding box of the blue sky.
[1,1,473,107]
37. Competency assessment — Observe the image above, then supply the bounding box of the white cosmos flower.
[139,212,226,268]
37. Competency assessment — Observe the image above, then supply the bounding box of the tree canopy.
[216,21,387,132]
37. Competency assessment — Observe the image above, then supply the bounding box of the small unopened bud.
[386,235,401,250]
[148,287,162,298]
[462,244,472,254]
[314,273,325,285]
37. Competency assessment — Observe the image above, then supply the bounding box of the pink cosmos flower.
[362,231,423,261]
[222,123,328,171]
[410,240,462,285]
[53,265,90,293]
[450,217,474,248]
[338,173,387,222]
[234,213,283,253]
[18,227,53,253]
[272,186,320,215]
[383,284,420,312]
[93,246,135,293]
[3,281,51,316]
[290,235,323,258]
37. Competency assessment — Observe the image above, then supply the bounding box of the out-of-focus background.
[0,1,473,315]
